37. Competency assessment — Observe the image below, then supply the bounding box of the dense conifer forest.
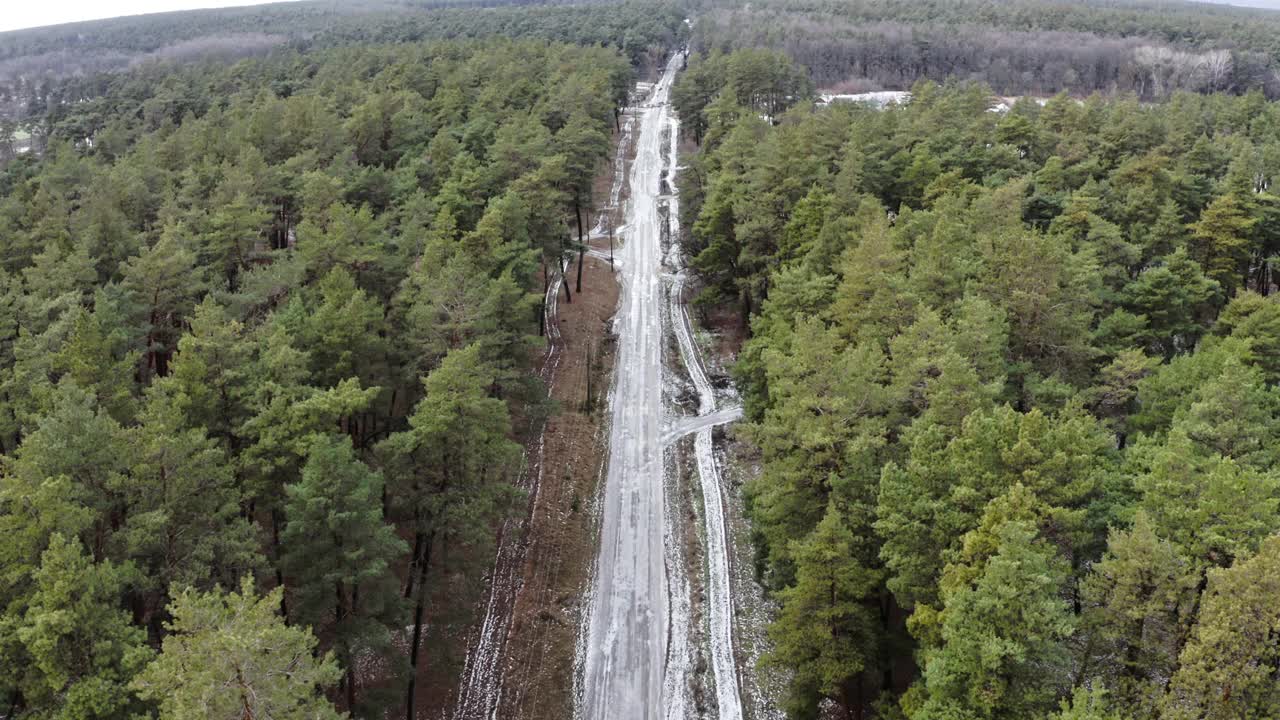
[6,0,1280,718]
[0,0,684,153]
[677,45,1280,720]
[0,5,683,715]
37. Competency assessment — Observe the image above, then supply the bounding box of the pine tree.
[1085,349,1159,448]
[910,521,1074,720]
[202,191,271,286]
[1080,513,1197,718]
[12,534,152,720]
[877,406,1114,610]
[123,382,262,632]
[154,299,252,450]
[3,382,131,564]
[1163,536,1280,720]
[766,502,883,720]
[288,267,386,390]
[906,195,982,309]
[1129,338,1252,436]
[378,344,521,720]
[238,322,379,609]
[831,201,918,347]
[1132,431,1280,570]
[1187,194,1255,296]
[734,264,837,420]
[1171,356,1280,469]
[1214,290,1280,383]
[132,577,343,720]
[746,318,888,584]
[554,111,610,255]
[1121,247,1218,358]
[296,202,383,282]
[50,295,142,424]
[120,224,208,379]
[978,225,1098,388]
[1050,687,1126,720]
[282,434,407,716]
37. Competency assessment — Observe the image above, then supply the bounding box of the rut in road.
[579,50,746,720]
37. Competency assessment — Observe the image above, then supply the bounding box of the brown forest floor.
[403,249,621,720]
[494,245,620,719]
[492,112,637,719]
[408,113,637,720]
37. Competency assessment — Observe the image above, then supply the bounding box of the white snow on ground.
[989,96,1052,112]
[819,90,1062,113]
[577,47,771,720]
[590,112,635,239]
[661,406,743,448]
[818,90,911,107]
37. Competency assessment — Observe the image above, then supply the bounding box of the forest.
[0,2,687,714]
[0,0,685,151]
[690,0,1280,98]
[676,44,1280,720]
[7,0,1280,718]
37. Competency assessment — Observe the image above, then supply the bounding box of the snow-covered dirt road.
[579,54,681,720]
[579,50,747,720]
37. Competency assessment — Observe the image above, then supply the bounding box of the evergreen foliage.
[682,52,1280,719]
[0,14,648,717]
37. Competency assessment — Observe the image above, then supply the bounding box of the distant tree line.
[0,0,670,62]
[691,0,1280,98]
[693,0,1280,56]
[0,0,686,132]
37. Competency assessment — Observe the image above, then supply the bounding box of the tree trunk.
[540,258,548,337]
[576,242,585,295]
[404,534,434,720]
[839,685,857,720]
[272,507,288,619]
[560,256,572,304]
[404,530,423,600]
[575,198,584,247]
[335,579,355,712]
[346,664,356,715]
[236,667,256,720]
[8,690,24,720]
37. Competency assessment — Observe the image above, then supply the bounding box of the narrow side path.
[666,123,745,720]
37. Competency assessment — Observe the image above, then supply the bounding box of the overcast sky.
[0,1,304,33]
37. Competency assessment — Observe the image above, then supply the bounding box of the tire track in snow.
[665,113,745,720]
